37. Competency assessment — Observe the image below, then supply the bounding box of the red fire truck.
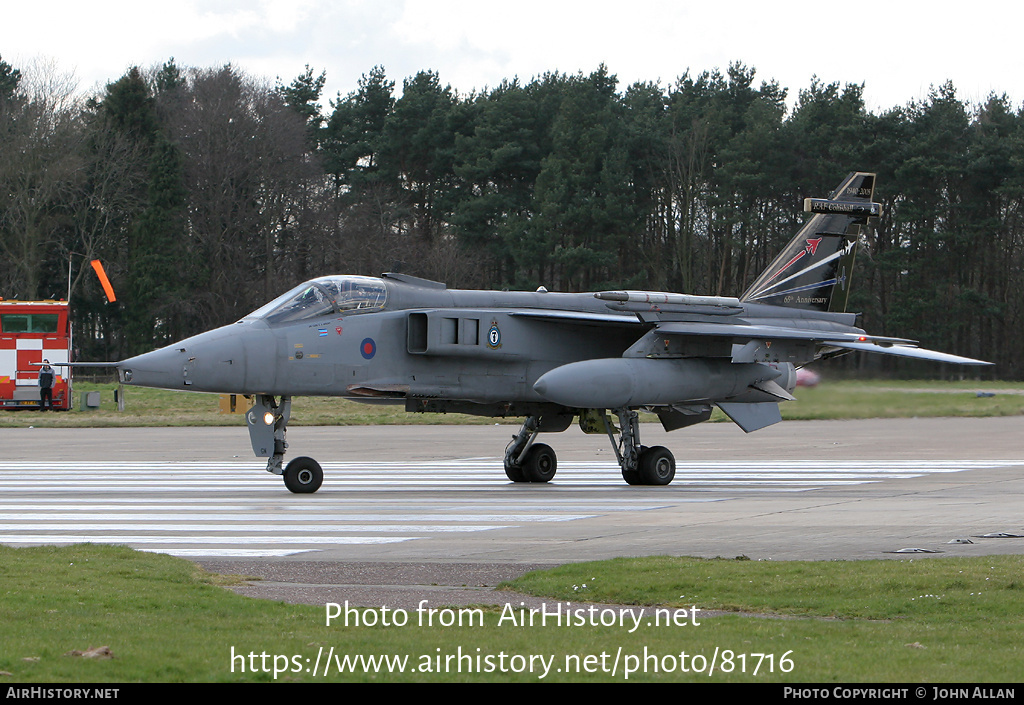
[0,300,72,410]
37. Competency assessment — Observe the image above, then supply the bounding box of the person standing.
[38,359,55,411]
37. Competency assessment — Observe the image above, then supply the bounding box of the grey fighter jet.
[116,172,990,493]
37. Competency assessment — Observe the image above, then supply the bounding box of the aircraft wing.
[654,321,911,346]
[822,341,992,365]
[654,322,992,365]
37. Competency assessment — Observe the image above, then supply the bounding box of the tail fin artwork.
[741,172,878,312]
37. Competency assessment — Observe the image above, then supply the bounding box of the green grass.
[2,379,1023,428]
[2,546,1022,682]
[778,380,1024,421]
[0,383,500,428]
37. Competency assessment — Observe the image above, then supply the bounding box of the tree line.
[1,56,1020,376]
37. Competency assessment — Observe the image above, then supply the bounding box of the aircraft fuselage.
[117,279,832,412]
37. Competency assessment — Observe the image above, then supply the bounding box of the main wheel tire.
[638,446,675,486]
[621,468,643,485]
[621,445,647,485]
[283,456,324,494]
[504,461,526,482]
[521,443,557,483]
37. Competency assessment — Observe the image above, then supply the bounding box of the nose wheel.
[283,456,324,494]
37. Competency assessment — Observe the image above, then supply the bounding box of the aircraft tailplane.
[741,172,878,313]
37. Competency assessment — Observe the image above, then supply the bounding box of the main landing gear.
[503,416,559,483]
[503,408,676,486]
[248,395,324,494]
[607,408,676,486]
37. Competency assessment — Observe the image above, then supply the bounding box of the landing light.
[263,411,275,426]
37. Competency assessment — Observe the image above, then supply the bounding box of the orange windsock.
[90,260,117,303]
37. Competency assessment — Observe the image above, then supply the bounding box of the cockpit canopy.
[244,276,387,324]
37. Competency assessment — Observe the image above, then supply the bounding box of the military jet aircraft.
[115,172,989,493]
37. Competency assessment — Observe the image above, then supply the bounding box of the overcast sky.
[3,0,1022,114]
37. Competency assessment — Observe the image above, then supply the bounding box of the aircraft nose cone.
[118,323,251,392]
[118,345,191,390]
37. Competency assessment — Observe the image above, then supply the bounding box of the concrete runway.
[4,417,1024,606]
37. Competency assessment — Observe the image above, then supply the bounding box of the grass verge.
[2,545,1021,682]
[2,380,1023,428]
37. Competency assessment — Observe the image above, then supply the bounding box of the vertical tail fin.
[741,172,878,313]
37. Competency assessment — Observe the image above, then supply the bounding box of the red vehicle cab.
[0,300,72,410]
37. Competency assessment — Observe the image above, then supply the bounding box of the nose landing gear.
[247,395,324,494]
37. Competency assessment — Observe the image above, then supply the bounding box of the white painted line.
[0,535,418,545]
[138,548,322,558]
[0,523,511,532]
[0,513,593,522]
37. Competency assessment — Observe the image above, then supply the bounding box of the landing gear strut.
[247,395,323,494]
[504,416,558,483]
[606,407,676,486]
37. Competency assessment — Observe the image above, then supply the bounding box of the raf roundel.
[360,338,376,360]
